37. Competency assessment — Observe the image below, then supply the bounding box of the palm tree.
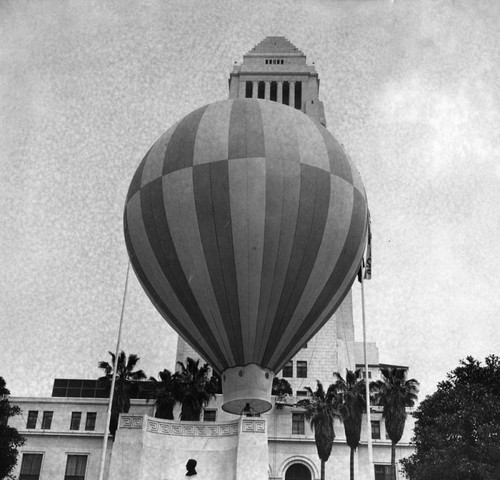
[147,369,177,420]
[97,351,147,437]
[372,367,419,480]
[175,357,217,421]
[272,377,293,401]
[333,370,366,480]
[297,381,340,480]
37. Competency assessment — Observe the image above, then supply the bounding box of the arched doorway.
[285,463,312,480]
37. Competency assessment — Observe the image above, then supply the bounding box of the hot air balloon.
[124,99,368,415]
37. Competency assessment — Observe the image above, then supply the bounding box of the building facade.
[9,37,415,480]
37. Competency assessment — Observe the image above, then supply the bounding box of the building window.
[302,342,308,349]
[296,361,307,378]
[65,455,88,480]
[257,81,265,99]
[283,361,293,377]
[85,412,96,431]
[282,81,290,106]
[371,420,381,439]
[19,453,43,480]
[294,81,302,109]
[270,81,277,101]
[41,411,53,430]
[362,371,372,379]
[26,411,38,429]
[292,413,305,434]
[296,390,308,397]
[245,81,253,98]
[70,412,82,430]
[203,409,216,422]
[374,464,393,480]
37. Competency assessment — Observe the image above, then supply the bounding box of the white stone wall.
[109,415,268,480]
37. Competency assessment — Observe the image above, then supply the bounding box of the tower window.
[270,81,277,102]
[282,81,290,106]
[245,81,253,98]
[257,81,265,99]
[371,420,381,439]
[294,81,302,109]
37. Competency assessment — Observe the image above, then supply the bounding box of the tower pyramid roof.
[246,36,304,56]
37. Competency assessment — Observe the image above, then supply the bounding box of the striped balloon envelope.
[124,99,368,414]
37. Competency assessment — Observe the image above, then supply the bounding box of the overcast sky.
[1,0,499,400]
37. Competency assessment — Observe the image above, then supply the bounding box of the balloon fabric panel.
[142,126,177,186]
[162,169,235,367]
[272,175,354,365]
[254,156,301,361]
[124,195,223,370]
[272,186,367,370]
[192,162,245,366]
[228,100,265,160]
[228,158,267,364]
[193,101,231,165]
[261,164,331,366]
[140,177,227,368]
[162,106,208,175]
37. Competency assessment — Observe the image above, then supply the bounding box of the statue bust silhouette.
[185,459,197,476]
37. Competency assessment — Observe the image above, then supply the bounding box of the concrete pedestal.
[109,414,269,480]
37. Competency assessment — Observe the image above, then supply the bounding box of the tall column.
[252,81,258,99]
[238,81,246,99]
[264,81,271,100]
[277,82,283,103]
[289,81,295,108]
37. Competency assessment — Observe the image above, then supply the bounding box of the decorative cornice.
[120,415,144,429]
[147,419,239,437]
[119,415,267,436]
[242,419,266,433]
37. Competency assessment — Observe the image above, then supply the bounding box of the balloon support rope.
[98,260,131,480]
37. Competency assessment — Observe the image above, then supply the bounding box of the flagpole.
[361,270,375,480]
[98,260,131,480]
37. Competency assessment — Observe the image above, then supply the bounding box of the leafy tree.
[147,369,177,420]
[175,357,217,421]
[372,367,419,480]
[272,377,293,399]
[98,351,146,437]
[333,369,366,480]
[297,381,340,480]
[401,355,500,480]
[0,377,25,479]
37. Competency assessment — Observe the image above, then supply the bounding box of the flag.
[364,219,372,280]
[358,213,372,282]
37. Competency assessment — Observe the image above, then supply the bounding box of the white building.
[9,37,415,480]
